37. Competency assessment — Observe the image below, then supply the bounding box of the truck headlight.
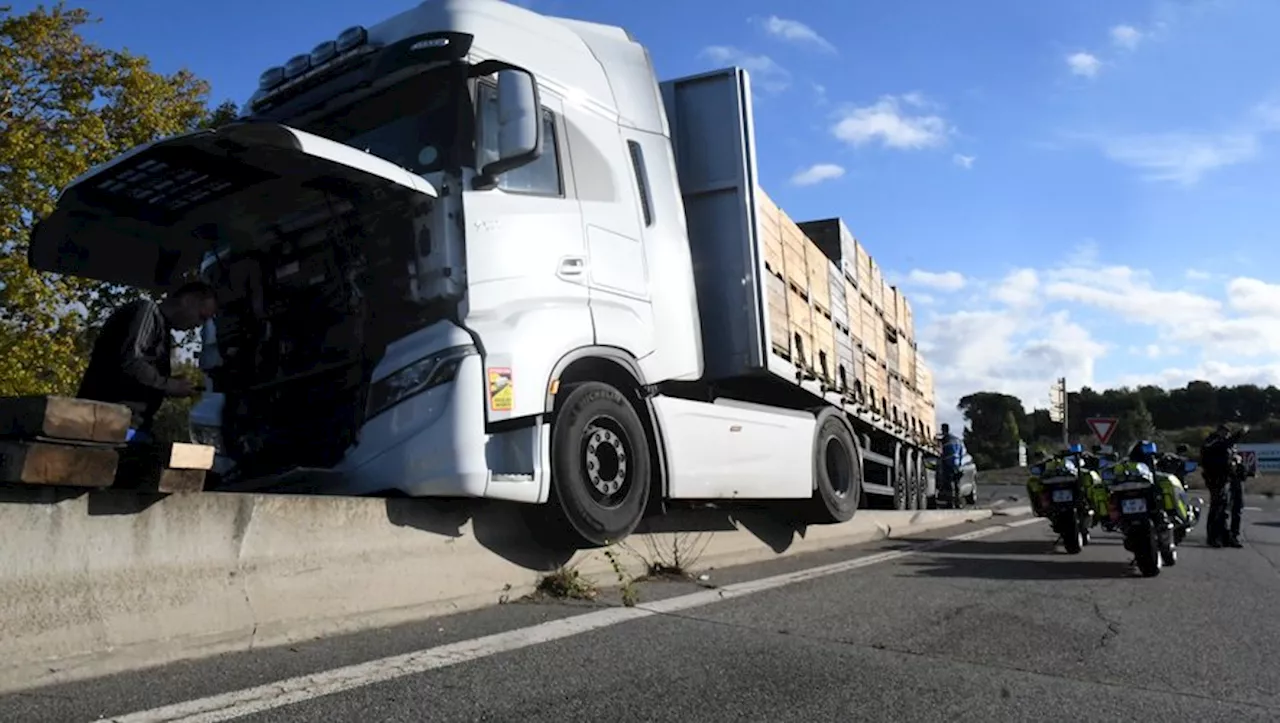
[366,345,476,420]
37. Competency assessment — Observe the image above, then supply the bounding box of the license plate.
[1121,498,1147,514]
[1051,489,1073,503]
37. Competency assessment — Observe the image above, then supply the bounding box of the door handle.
[558,257,586,278]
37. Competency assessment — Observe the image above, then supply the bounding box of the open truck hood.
[28,121,438,290]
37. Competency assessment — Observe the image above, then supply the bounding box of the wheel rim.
[823,435,854,498]
[581,416,632,508]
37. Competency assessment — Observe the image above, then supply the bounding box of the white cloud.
[1096,132,1259,185]
[700,46,791,92]
[790,163,845,186]
[906,269,966,292]
[1066,52,1102,77]
[1110,24,1143,50]
[832,94,951,150]
[991,269,1040,308]
[914,254,1280,432]
[757,16,836,53]
[1185,269,1214,281]
[952,154,976,169]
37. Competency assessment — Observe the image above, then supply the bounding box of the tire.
[805,410,861,523]
[546,382,652,548]
[912,453,927,510]
[1133,527,1162,577]
[1160,530,1178,567]
[893,453,909,511]
[1061,511,1084,554]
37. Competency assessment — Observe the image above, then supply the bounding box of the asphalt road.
[6,501,1280,722]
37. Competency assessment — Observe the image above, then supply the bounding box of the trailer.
[27,0,939,547]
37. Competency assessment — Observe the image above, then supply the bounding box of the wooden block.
[0,440,118,487]
[860,305,878,357]
[781,215,808,254]
[0,396,130,444]
[869,262,884,309]
[114,442,213,493]
[883,285,898,327]
[164,442,216,470]
[807,258,831,314]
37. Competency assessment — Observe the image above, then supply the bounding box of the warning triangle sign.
[1086,417,1119,445]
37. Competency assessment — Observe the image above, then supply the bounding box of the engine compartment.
[200,184,441,479]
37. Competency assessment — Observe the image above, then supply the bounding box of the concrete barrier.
[0,486,995,694]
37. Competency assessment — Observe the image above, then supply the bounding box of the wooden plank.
[766,272,790,354]
[885,338,900,374]
[792,328,815,370]
[780,212,808,254]
[0,396,130,444]
[0,440,118,487]
[829,263,849,330]
[787,285,813,336]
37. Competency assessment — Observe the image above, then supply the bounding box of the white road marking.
[108,516,1043,723]
[1244,506,1263,512]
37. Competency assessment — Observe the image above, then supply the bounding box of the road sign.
[1086,417,1119,445]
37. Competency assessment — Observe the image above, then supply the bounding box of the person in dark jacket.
[1201,424,1247,548]
[77,282,218,442]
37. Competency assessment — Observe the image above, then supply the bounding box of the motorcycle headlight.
[366,344,477,420]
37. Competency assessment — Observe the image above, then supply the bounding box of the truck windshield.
[296,69,461,176]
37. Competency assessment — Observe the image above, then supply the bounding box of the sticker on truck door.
[488,367,513,411]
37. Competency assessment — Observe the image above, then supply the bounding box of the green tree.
[0,3,234,397]
[997,410,1022,467]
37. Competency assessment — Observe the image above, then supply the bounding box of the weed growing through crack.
[602,545,639,607]
[534,564,598,601]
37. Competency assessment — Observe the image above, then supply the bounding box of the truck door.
[463,87,592,419]
[561,110,656,361]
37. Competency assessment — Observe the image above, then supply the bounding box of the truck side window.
[476,82,563,196]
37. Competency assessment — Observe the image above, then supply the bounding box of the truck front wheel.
[548,382,652,547]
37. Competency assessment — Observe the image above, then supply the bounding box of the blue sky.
[42,0,1280,425]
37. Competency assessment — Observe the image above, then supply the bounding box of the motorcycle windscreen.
[28,121,438,290]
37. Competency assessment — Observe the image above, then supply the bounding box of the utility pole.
[1048,377,1068,448]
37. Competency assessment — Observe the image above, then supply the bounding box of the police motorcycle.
[1103,456,1177,577]
[1026,445,1102,554]
[1148,444,1204,544]
[1128,440,1201,546]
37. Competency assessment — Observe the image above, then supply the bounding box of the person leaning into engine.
[1200,424,1248,548]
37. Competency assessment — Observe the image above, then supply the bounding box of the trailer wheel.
[547,382,651,548]
[806,411,860,523]
[893,449,910,511]
[912,452,927,510]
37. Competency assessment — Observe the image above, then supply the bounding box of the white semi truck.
[28,0,940,547]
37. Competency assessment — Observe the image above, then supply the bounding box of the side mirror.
[476,67,541,188]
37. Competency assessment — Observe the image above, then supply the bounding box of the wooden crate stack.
[796,218,867,402]
[0,396,214,493]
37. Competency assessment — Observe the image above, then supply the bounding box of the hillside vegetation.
[957,381,1279,470]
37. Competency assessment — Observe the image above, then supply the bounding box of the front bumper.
[190,352,546,502]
